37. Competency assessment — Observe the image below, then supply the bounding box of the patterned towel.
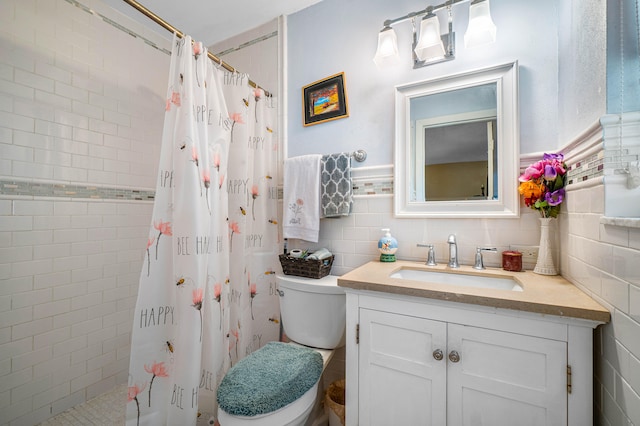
[321,153,352,218]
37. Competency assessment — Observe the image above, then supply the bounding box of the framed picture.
[302,72,349,126]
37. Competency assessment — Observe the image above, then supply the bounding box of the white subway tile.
[35,88,72,110]
[104,109,130,127]
[13,129,54,150]
[88,144,117,160]
[71,293,102,312]
[613,246,640,286]
[34,148,71,167]
[70,215,102,229]
[35,61,72,85]
[11,259,53,278]
[53,228,87,244]
[52,362,85,387]
[70,241,102,256]
[54,81,88,102]
[12,159,54,179]
[0,143,33,162]
[34,327,70,350]
[14,97,55,122]
[0,277,33,297]
[33,215,71,230]
[33,353,70,379]
[0,246,32,263]
[12,346,52,372]
[33,243,71,259]
[69,369,101,394]
[0,110,34,132]
[12,200,53,216]
[53,255,88,272]
[52,334,86,357]
[53,164,88,182]
[12,230,53,247]
[55,110,89,130]
[12,317,52,340]
[11,289,52,309]
[601,273,630,313]
[72,73,102,94]
[87,169,117,185]
[34,271,71,289]
[34,299,71,320]
[72,99,102,120]
[0,216,32,232]
[0,79,35,100]
[34,119,72,139]
[33,382,70,410]
[14,68,54,93]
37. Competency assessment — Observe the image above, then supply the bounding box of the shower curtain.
[126,34,280,426]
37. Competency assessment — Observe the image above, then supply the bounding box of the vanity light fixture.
[373,0,497,69]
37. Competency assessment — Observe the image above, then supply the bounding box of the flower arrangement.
[518,153,567,218]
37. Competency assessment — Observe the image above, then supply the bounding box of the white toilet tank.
[277,274,346,349]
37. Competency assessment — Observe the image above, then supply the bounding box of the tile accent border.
[0,179,155,201]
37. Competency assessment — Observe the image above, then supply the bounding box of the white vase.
[534,217,558,275]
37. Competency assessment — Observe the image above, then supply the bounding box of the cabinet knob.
[448,350,460,363]
[432,349,444,361]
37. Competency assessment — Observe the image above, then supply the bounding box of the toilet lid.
[217,342,323,417]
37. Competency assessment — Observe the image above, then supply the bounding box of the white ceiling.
[102,0,324,46]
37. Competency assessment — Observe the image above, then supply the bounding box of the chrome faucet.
[473,247,497,270]
[417,243,437,266]
[447,234,459,268]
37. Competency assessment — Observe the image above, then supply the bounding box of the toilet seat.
[217,342,323,424]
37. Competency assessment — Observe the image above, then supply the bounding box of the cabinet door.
[447,323,567,426]
[359,308,447,426]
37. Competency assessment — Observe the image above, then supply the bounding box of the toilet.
[216,274,346,425]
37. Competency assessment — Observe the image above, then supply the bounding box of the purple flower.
[545,188,565,206]
[543,164,557,181]
[543,153,564,162]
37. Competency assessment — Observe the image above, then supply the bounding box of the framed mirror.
[394,62,519,218]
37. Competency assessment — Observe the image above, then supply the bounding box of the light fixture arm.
[380,0,469,29]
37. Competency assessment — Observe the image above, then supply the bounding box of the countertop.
[337,260,610,323]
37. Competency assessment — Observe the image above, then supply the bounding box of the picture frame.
[302,72,349,126]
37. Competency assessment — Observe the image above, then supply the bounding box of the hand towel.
[321,152,353,218]
[283,154,322,242]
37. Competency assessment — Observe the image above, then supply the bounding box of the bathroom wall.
[0,0,169,424]
[286,0,640,425]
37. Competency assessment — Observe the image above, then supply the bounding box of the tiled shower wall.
[0,1,169,424]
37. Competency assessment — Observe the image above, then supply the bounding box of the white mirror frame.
[394,61,520,218]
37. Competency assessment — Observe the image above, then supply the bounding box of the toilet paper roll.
[289,249,303,258]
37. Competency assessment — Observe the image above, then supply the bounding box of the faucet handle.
[417,243,437,266]
[473,247,497,270]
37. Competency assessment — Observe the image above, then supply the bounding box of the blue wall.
[286,0,598,167]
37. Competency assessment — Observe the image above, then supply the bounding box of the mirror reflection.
[411,83,498,202]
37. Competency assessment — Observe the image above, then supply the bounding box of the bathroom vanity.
[338,261,609,426]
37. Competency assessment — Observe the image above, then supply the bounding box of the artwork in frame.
[302,72,349,126]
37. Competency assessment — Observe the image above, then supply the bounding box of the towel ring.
[352,150,367,162]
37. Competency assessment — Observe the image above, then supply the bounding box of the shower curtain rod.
[122,0,271,96]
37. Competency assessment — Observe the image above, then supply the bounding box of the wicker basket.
[278,254,334,279]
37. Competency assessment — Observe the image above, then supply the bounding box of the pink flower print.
[144,361,168,407]
[289,199,304,221]
[192,288,204,341]
[219,173,225,189]
[229,221,240,252]
[145,236,155,276]
[203,170,211,214]
[165,98,171,111]
[251,185,259,221]
[193,41,203,86]
[171,91,181,107]
[213,152,220,172]
[253,88,262,122]
[250,283,257,320]
[230,328,239,360]
[128,382,147,426]
[153,220,172,260]
[214,283,222,329]
[229,112,244,143]
[191,146,199,167]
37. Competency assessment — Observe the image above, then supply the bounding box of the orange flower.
[518,180,544,198]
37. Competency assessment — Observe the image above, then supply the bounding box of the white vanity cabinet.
[345,290,603,426]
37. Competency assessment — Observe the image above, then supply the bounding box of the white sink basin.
[390,268,523,292]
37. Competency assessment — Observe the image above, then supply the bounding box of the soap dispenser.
[378,228,398,262]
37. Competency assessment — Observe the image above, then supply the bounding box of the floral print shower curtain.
[126,34,280,426]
